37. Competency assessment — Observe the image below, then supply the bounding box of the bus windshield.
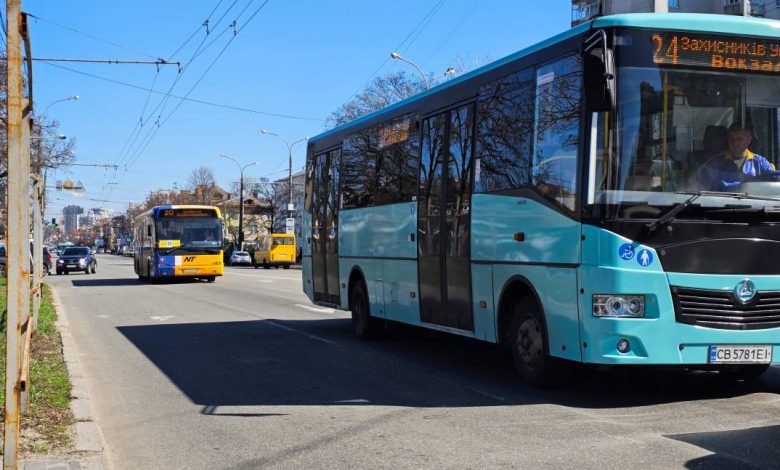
[593,30,780,218]
[156,218,222,249]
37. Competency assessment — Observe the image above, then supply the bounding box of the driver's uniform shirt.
[698,149,777,191]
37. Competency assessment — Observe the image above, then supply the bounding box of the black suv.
[56,246,97,275]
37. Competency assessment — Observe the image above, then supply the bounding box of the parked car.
[0,245,52,275]
[229,251,252,266]
[56,246,97,275]
[42,247,52,274]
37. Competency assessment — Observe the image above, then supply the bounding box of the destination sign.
[652,32,780,73]
[159,208,217,218]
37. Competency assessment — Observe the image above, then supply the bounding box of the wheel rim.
[515,315,544,371]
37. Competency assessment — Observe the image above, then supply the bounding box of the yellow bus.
[254,233,296,269]
[133,205,224,282]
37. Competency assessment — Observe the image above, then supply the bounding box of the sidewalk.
[20,288,109,470]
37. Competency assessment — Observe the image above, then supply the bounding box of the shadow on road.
[71,278,145,287]
[71,277,209,287]
[117,318,780,411]
[669,425,780,469]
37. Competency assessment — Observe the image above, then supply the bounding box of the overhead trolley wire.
[118,0,272,181]
[123,0,272,173]
[26,13,159,60]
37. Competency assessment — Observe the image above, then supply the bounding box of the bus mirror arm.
[582,29,616,112]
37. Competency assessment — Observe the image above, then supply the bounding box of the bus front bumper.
[579,267,780,365]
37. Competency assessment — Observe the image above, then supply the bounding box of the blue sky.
[21,0,571,221]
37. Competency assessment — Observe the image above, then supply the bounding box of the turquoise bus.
[302,14,780,386]
[133,205,224,282]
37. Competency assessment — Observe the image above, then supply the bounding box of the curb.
[48,286,111,470]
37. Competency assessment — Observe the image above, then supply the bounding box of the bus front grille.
[671,286,780,330]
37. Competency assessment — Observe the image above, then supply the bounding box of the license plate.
[182,268,197,273]
[708,345,772,364]
[67,264,77,268]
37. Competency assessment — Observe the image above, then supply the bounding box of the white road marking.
[264,319,340,346]
[150,316,175,322]
[295,303,335,313]
[97,315,110,319]
[227,271,299,280]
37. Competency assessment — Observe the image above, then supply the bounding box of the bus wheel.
[509,299,566,388]
[718,364,770,381]
[351,281,380,340]
[282,265,290,270]
[206,276,216,283]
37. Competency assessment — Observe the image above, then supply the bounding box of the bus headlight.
[593,295,645,318]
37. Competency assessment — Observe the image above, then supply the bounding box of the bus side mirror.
[583,29,615,112]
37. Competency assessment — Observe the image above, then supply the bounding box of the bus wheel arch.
[498,276,566,387]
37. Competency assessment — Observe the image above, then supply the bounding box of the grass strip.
[0,278,74,455]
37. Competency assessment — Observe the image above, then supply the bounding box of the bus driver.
[698,122,780,191]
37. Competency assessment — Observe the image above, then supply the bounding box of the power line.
[114,0,252,170]
[26,13,159,60]
[37,61,321,120]
[121,0,272,174]
[339,0,447,107]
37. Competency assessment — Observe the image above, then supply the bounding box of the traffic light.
[50,218,58,228]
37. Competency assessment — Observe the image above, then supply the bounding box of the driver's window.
[533,54,582,212]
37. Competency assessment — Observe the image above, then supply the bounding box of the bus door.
[418,105,475,331]
[312,148,341,305]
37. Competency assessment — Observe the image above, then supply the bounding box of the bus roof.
[136,205,222,220]
[310,13,780,145]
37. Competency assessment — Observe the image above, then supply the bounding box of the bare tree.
[187,165,217,204]
[326,71,427,128]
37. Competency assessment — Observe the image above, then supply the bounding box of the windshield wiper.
[645,191,780,234]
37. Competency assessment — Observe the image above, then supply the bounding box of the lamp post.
[260,130,308,227]
[36,95,78,213]
[219,154,257,249]
[41,95,79,117]
[390,52,430,89]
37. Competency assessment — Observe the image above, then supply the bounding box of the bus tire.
[206,276,216,283]
[509,298,567,388]
[282,265,289,270]
[351,281,379,340]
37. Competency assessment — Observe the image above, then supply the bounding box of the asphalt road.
[47,254,780,469]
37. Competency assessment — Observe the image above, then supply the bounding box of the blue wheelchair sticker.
[618,243,635,261]
[637,249,654,267]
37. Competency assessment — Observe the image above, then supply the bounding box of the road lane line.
[264,319,340,346]
[226,272,299,280]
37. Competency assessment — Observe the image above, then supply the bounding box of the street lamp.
[390,52,430,89]
[219,153,257,249]
[260,130,308,225]
[41,95,79,117]
[30,134,67,141]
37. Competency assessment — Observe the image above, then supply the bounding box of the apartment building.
[572,0,780,26]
